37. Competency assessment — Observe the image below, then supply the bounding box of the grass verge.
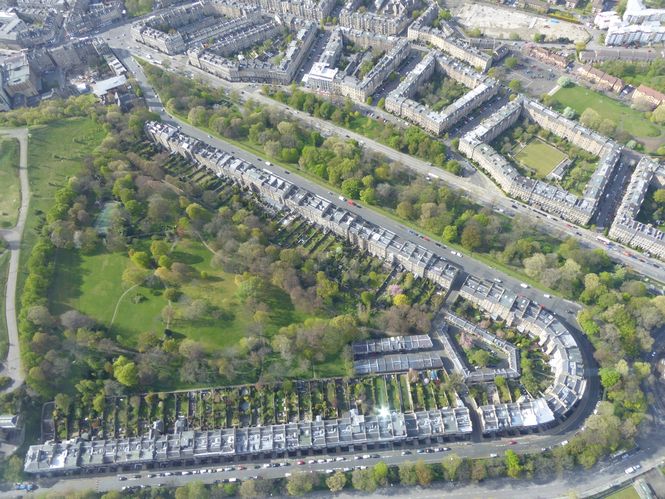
[0,251,9,359]
[602,485,640,499]
[0,138,20,229]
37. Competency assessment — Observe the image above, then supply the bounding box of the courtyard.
[514,138,568,179]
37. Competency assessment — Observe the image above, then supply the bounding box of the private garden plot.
[451,296,553,396]
[412,72,468,113]
[48,371,464,440]
[636,183,665,231]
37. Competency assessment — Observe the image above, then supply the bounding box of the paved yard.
[454,4,590,42]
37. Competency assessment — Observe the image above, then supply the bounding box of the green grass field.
[553,85,662,140]
[49,239,309,352]
[0,251,9,359]
[17,118,107,311]
[515,139,566,178]
[0,138,20,228]
[603,485,640,499]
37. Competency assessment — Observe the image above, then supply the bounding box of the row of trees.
[597,59,665,94]
[90,437,623,499]
[265,85,454,171]
[12,90,444,402]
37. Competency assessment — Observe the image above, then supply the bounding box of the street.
[102,23,665,288]
[3,14,662,498]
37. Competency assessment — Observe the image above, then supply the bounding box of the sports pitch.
[515,139,567,179]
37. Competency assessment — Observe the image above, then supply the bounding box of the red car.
[509,440,518,445]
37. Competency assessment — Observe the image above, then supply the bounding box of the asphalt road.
[13,423,664,498]
[104,25,665,287]
[120,45,600,432]
[0,128,28,392]
[120,38,600,389]
[6,19,654,499]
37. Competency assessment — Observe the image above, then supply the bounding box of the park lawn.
[515,138,566,178]
[0,251,9,359]
[553,85,662,139]
[603,485,640,499]
[48,238,310,352]
[18,118,107,307]
[0,138,20,228]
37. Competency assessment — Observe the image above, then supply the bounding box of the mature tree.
[3,455,24,484]
[54,393,72,413]
[183,299,210,321]
[150,239,170,259]
[652,104,665,124]
[396,201,414,219]
[130,250,152,269]
[470,460,487,482]
[286,472,318,496]
[60,310,96,330]
[598,119,616,136]
[442,453,463,481]
[469,349,491,367]
[373,461,389,486]
[415,459,433,486]
[113,356,139,387]
[442,225,458,243]
[504,56,518,69]
[505,450,522,478]
[326,471,347,492]
[393,293,410,306]
[27,305,55,328]
[558,76,572,87]
[508,80,522,92]
[562,107,576,119]
[580,108,601,129]
[352,468,377,492]
[239,477,275,497]
[185,202,211,226]
[175,482,209,499]
[341,178,363,199]
[461,223,483,251]
[398,462,417,485]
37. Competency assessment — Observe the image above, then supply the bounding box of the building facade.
[385,50,498,135]
[459,97,622,225]
[609,157,665,259]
